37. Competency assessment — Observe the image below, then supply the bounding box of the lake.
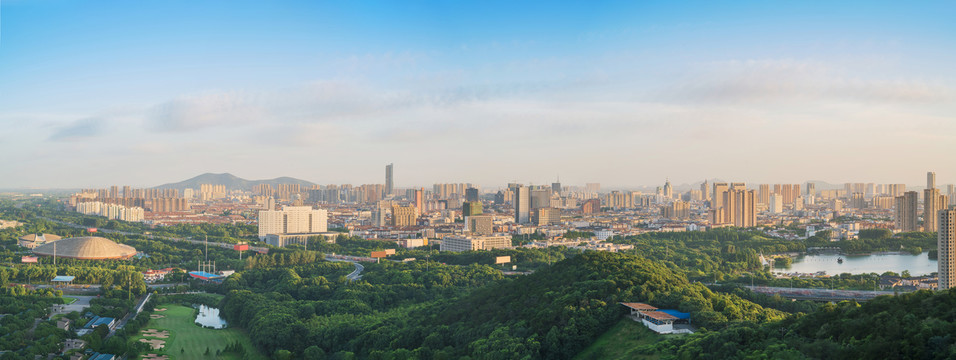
[778,252,938,276]
[194,304,228,329]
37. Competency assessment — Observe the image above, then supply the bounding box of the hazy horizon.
[1,1,954,188]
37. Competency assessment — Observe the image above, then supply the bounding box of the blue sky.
[1,1,954,189]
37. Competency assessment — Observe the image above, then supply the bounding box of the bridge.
[743,285,903,302]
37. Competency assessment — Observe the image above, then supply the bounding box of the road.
[39,216,269,253]
[744,285,900,302]
[325,256,364,281]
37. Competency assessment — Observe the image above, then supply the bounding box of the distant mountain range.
[152,173,316,191]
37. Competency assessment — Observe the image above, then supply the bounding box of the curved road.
[324,256,364,281]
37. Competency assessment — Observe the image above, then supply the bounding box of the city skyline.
[1,1,955,188]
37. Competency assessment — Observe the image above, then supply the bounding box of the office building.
[700,180,710,203]
[552,181,562,195]
[258,206,328,240]
[806,182,815,197]
[895,192,919,232]
[939,209,956,290]
[531,189,551,210]
[462,201,483,217]
[440,235,511,252]
[514,185,530,224]
[465,215,494,235]
[928,172,937,190]
[533,207,560,226]
[465,187,479,202]
[662,179,673,199]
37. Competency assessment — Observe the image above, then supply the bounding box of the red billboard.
[87,228,98,233]
[21,256,38,263]
[234,244,249,251]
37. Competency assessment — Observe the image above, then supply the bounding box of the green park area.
[573,319,666,360]
[132,304,265,360]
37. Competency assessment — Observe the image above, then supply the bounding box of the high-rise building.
[385,163,394,196]
[730,182,746,191]
[514,185,530,224]
[948,184,956,206]
[258,206,328,240]
[391,205,417,227]
[552,180,562,195]
[712,182,729,209]
[462,201,483,216]
[781,184,794,205]
[700,180,710,203]
[414,188,424,215]
[662,179,673,199]
[531,189,551,210]
[924,188,947,232]
[733,190,756,227]
[586,183,601,193]
[465,187,479,202]
[928,171,937,190]
[850,193,865,209]
[939,209,956,290]
[769,194,783,214]
[806,182,815,197]
[758,184,770,205]
[895,191,919,232]
[581,198,601,214]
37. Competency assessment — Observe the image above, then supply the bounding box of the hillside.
[220,251,786,358]
[152,173,316,191]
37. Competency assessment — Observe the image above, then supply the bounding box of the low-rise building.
[440,235,511,252]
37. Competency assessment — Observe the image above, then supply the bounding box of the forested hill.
[220,251,785,359]
[664,288,956,359]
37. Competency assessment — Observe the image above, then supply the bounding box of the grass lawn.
[132,304,266,360]
[62,297,78,304]
[573,318,668,360]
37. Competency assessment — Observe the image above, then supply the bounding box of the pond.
[777,251,938,276]
[194,304,228,329]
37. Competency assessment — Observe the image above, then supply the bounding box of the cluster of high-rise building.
[75,201,144,222]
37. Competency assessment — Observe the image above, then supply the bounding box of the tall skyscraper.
[462,201,482,216]
[895,191,919,232]
[928,171,936,190]
[552,179,562,195]
[948,184,956,206]
[806,182,815,197]
[939,209,956,290]
[662,179,673,199]
[385,163,394,196]
[700,180,710,203]
[514,185,530,224]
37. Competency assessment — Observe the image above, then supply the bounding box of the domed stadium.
[32,236,137,260]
